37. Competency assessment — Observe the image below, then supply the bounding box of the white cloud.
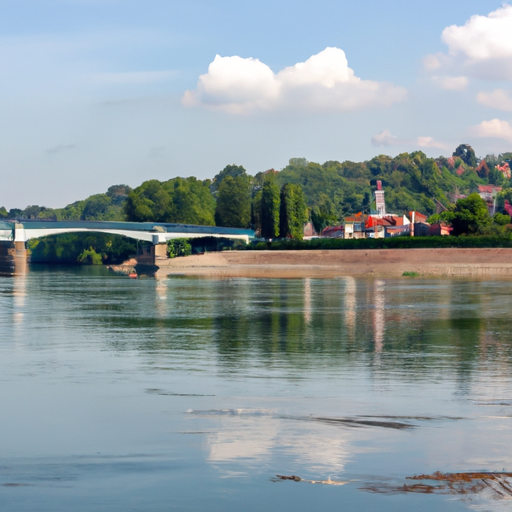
[371,130,448,150]
[423,54,441,70]
[183,47,407,114]
[477,89,512,112]
[431,75,468,91]
[468,119,512,142]
[371,129,398,147]
[425,4,512,80]
[416,136,447,149]
[442,5,512,61]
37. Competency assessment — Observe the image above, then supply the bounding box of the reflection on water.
[343,276,356,343]
[303,278,311,325]
[373,279,385,353]
[1,268,512,511]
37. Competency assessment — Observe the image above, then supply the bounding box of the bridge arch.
[1,220,254,245]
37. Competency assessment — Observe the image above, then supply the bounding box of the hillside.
[2,146,511,232]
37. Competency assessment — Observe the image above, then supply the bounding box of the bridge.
[0,220,255,273]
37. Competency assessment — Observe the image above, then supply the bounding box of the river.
[1,266,512,511]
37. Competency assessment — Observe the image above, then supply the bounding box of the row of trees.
[0,185,131,222]
[430,193,511,236]
[123,166,307,239]
[3,145,512,237]
[251,173,307,239]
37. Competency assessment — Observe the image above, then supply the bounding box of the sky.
[2,0,512,208]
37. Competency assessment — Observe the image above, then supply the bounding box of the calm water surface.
[1,266,512,511]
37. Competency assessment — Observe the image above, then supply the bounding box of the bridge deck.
[0,220,255,243]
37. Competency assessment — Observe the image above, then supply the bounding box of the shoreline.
[154,248,512,278]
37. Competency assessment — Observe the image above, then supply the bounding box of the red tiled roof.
[321,225,344,236]
[478,185,502,193]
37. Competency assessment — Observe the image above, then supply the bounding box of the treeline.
[124,166,307,239]
[28,233,144,265]
[2,144,512,235]
[0,185,132,222]
[251,235,512,252]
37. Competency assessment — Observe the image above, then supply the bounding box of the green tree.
[493,212,511,226]
[251,189,263,233]
[167,238,192,258]
[310,195,338,233]
[77,247,103,265]
[453,144,477,168]
[260,172,280,239]
[288,157,308,168]
[106,184,132,205]
[488,167,506,186]
[451,193,491,235]
[81,194,112,220]
[211,164,247,193]
[125,177,215,225]
[214,174,251,227]
[125,180,169,222]
[279,183,307,239]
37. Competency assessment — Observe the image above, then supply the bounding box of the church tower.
[374,180,386,217]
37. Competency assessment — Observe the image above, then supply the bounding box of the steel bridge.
[0,220,254,245]
[0,220,254,274]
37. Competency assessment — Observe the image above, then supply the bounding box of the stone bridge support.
[0,242,27,276]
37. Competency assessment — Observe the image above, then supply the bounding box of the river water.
[1,266,512,511]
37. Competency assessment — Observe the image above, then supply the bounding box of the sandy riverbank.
[154,248,512,278]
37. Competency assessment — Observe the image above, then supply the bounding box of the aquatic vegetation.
[362,471,512,499]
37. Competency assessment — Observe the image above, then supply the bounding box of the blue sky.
[2,0,512,208]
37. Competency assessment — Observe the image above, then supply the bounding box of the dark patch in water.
[2,483,32,487]
[273,475,348,486]
[357,415,463,421]
[146,388,215,397]
[361,471,512,499]
[474,399,512,407]
[187,409,417,430]
[311,416,415,430]
[177,431,214,434]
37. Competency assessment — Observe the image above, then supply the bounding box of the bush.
[167,238,192,258]
[245,235,512,251]
[77,247,103,265]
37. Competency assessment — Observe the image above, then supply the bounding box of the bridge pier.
[14,243,28,275]
[0,242,27,276]
[154,243,167,259]
[13,224,28,275]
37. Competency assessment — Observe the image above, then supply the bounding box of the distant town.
[1,143,512,264]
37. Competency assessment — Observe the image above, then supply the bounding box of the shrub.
[167,238,192,258]
[245,235,512,251]
[77,247,103,265]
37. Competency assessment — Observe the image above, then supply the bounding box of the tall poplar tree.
[260,172,280,239]
[214,174,251,227]
[279,183,307,239]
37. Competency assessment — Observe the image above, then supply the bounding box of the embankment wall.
[156,248,512,278]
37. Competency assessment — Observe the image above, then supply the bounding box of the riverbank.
[155,248,512,278]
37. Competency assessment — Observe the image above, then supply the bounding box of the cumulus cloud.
[371,130,448,150]
[371,129,398,147]
[425,4,512,80]
[468,119,512,142]
[183,47,407,114]
[477,89,512,112]
[416,136,447,149]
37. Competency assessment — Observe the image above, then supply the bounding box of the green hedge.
[167,238,192,258]
[246,235,512,251]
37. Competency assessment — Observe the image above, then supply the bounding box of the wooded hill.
[2,145,512,234]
